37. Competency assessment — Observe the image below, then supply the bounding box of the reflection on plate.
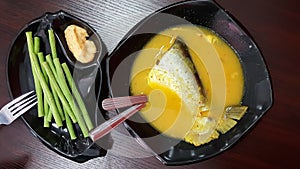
[6,11,108,162]
[107,0,272,165]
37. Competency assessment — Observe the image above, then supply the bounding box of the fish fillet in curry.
[130,25,247,146]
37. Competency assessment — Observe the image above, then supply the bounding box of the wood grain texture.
[0,0,299,168]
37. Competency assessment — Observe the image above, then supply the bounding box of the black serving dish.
[106,0,273,165]
[6,10,109,162]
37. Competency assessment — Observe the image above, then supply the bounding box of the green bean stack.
[25,29,94,140]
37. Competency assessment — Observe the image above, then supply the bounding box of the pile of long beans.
[25,30,94,140]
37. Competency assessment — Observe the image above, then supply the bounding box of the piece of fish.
[148,37,206,116]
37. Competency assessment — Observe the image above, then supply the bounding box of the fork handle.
[89,103,145,142]
[0,113,7,125]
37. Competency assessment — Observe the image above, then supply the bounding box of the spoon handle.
[89,103,145,142]
[102,95,148,111]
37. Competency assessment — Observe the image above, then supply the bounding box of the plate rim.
[106,0,273,165]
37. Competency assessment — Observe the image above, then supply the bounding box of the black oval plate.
[107,0,273,165]
[6,11,109,162]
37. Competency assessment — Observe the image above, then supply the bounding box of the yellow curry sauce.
[130,25,244,141]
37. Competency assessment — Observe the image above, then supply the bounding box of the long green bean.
[48,29,57,58]
[34,37,40,54]
[43,100,50,127]
[32,37,44,117]
[33,68,44,117]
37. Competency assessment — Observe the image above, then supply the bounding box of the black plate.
[6,11,109,162]
[107,0,273,165]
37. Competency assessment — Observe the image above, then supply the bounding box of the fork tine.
[12,97,37,119]
[11,95,37,115]
[6,91,35,108]
[10,93,36,112]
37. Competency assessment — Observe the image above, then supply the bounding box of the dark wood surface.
[0,0,299,168]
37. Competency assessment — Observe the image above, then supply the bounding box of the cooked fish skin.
[148,38,206,116]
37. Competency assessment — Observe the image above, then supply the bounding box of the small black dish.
[106,0,272,165]
[6,10,108,162]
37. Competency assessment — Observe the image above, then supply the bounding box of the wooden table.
[0,0,299,168]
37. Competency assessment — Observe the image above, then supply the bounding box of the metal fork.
[0,91,37,125]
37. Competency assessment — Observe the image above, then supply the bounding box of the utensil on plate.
[106,0,272,165]
[0,91,37,125]
[102,95,148,111]
[89,103,146,141]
